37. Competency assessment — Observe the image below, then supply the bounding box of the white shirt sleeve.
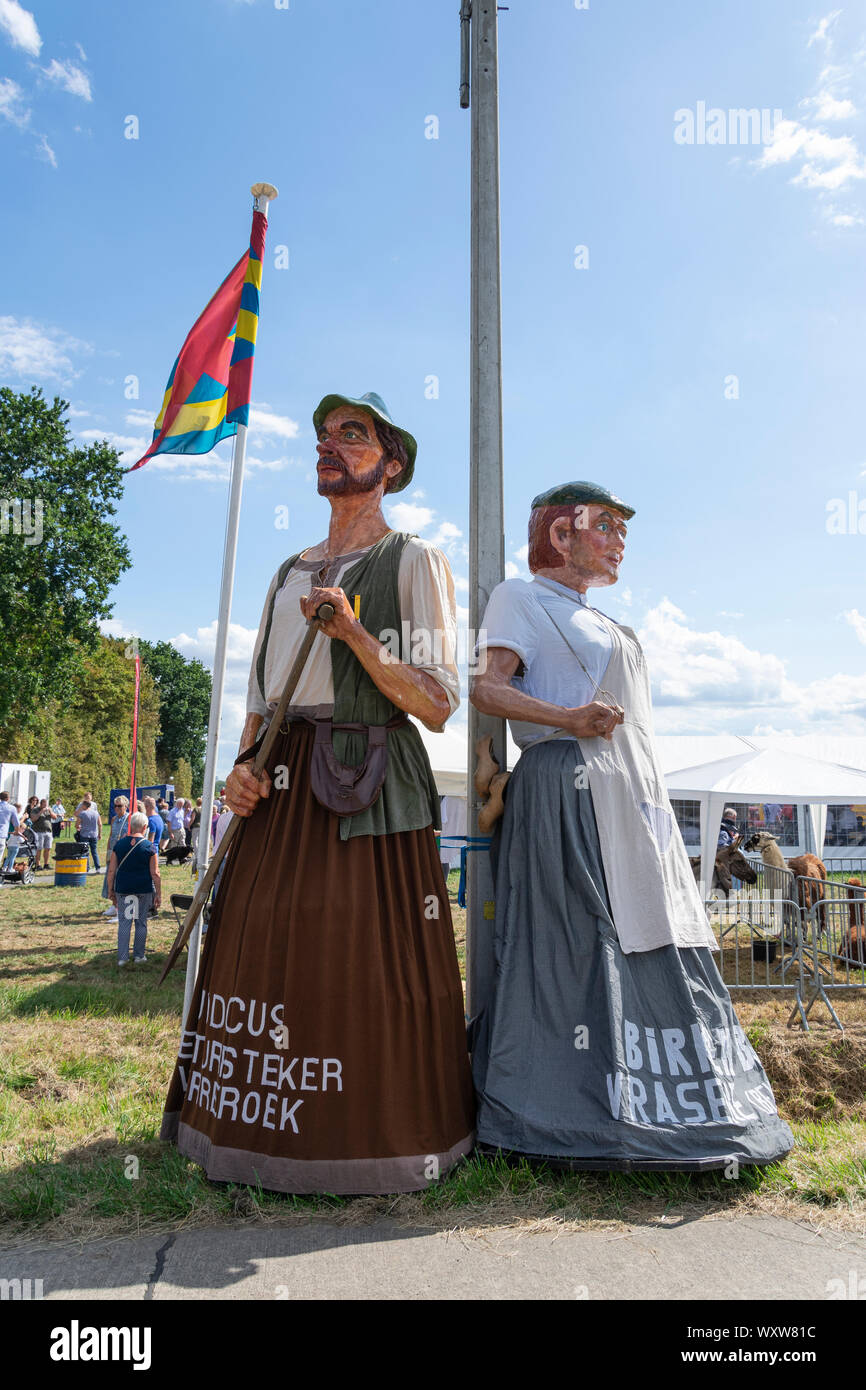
[397,538,461,728]
[477,579,540,670]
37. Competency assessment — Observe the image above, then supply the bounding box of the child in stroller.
[1,824,37,885]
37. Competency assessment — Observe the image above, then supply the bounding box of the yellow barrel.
[54,842,90,887]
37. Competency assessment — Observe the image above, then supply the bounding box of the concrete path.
[2,1215,864,1300]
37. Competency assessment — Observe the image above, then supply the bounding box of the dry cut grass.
[0,861,865,1243]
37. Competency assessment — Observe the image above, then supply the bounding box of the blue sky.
[2,0,865,776]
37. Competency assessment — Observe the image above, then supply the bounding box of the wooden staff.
[158,601,335,983]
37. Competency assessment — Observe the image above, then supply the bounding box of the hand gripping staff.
[158,600,336,983]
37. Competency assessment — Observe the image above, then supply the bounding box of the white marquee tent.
[662,742,866,894]
[419,727,866,888]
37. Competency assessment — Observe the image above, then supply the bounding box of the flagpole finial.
[251,182,279,217]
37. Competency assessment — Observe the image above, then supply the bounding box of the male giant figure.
[161,393,474,1193]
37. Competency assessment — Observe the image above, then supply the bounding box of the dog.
[163,843,195,866]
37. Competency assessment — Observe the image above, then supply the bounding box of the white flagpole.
[181,181,278,1029]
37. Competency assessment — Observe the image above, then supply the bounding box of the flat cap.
[530,480,635,519]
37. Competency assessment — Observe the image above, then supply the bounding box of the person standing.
[718,807,741,849]
[143,796,164,850]
[166,798,186,848]
[101,797,131,918]
[107,812,162,967]
[3,809,26,872]
[189,798,202,856]
[161,390,473,1193]
[29,799,55,871]
[75,796,103,873]
[0,792,20,870]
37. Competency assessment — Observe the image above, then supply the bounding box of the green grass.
[0,840,865,1240]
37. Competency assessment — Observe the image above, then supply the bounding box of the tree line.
[0,387,211,811]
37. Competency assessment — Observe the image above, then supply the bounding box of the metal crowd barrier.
[703,856,866,1032]
[798,874,866,1031]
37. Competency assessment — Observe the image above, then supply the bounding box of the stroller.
[1,826,37,885]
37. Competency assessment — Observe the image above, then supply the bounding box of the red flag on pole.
[129,655,141,814]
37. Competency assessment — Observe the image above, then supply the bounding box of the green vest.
[256,531,442,841]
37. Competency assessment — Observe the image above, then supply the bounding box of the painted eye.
[598,522,609,532]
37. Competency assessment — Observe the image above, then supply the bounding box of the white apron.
[534,594,716,955]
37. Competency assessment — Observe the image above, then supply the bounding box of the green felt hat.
[312,391,416,493]
[530,480,635,519]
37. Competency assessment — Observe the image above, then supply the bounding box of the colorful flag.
[127,209,267,472]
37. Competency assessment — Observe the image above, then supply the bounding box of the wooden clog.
[474,734,500,799]
[478,771,510,833]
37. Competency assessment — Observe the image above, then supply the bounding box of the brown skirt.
[160,722,475,1194]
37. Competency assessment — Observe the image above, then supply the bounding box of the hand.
[154,895,161,910]
[298,586,358,642]
[225,761,272,817]
[566,700,625,742]
[109,891,117,904]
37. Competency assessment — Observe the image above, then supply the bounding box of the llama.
[690,844,758,898]
[743,830,827,929]
[839,877,866,965]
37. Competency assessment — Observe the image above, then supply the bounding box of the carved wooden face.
[545,502,629,587]
[314,405,401,497]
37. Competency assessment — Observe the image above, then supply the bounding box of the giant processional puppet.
[469,482,793,1170]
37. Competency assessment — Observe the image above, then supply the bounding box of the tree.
[0,388,131,736]
[172,757,193,799]
[137,640,212,794]
[2,635,160,814]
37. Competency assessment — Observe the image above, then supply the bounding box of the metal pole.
[464,2,505,1019]
[180,181,278,1027]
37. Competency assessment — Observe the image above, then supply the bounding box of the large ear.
[548,515,573,561]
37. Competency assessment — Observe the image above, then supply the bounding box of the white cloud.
[0,0,41,56]
[640,598,866,734]
[170,619,257,667]
[515,543,529,564]
[843,608,866,644]
[125,408,154,427]
[756,118,866,191]
[248,405,300,439]
[428,520,462,552]
[66,405,89,418]
[802,91,857,120]
[40,58,92,101]
[826,208,864,226]
[34,131,56,166]
[79,429,148,465]
[0,315,91,380]
[640,599,791,708]
[807,10,841,47]
[99,617,138,641]
[169,618,259,769]
[718,609,745,619]
[0,76,29,126]
[386,501,434,531]
[504,561,520,579]
[245,453,294,473]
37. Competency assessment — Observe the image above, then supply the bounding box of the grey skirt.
[471,740,793,1171]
